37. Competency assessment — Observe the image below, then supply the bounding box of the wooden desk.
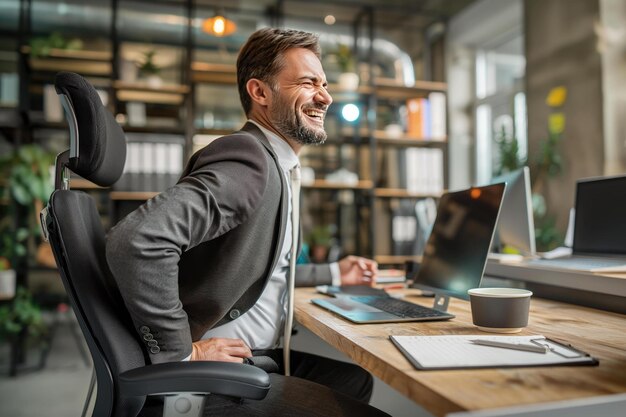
[294,287,626,417]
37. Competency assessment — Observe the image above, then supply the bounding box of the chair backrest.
[43,72,147,417]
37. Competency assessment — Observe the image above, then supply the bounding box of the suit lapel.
[240,122,289,275]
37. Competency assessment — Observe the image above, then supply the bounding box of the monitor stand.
[432,293,450,312]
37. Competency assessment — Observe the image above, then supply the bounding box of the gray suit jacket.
[106,123,333,363]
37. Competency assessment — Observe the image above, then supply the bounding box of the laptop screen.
[573,175,626,255]
[413,183,506,300]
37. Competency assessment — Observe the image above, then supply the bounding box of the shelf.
[374,188,442,198]
[328,79,446,101]
[338,128,447,145]
[192,63,237,84]
[375,255,422,265]
[109,191,159,201]
[122,125,186,135]
[194,128,237,136]
[375,134,448,147]
[29,120,67,130]
[375,78,447,100]
[113,81,190,94]
[303,179,374,190]
[325,136,369,146]
[114,81,189,105]
[21,46,111,61]
[23,47,112,76]
[327,84,373,99]
[116,90,186,105]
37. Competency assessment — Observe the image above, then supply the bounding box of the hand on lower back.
[191,337,252,362]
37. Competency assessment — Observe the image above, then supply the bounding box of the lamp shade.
[202,15,237,37]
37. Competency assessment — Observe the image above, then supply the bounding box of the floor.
[0,311,93,417]
[0,310,431,417]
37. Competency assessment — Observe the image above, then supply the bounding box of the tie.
[283,165,301,376]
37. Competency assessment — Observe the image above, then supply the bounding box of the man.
[106,28,388,416]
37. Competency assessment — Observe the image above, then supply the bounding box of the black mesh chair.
[40,72,270,417]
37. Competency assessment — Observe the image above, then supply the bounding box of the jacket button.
[140,326,150,334]
[147,340,158,347]
[143,333,154,341]
[150,346,160,354]
[229,309,241,319]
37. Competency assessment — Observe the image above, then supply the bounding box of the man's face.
[268,48,333,146]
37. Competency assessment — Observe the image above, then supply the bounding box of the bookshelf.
[296,73,448,262]
[3,1,448,267]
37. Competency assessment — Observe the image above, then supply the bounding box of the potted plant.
[306,224,334,263]
[29,31,83,58]
[0,225,28,300]
[0,286,46,344]
[0,144,55,273]
[137,50,162,88]
[333,44,359,91]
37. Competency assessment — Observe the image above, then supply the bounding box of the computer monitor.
[412,182,506,306]
[489,167,536,255]
[573,175,626,255]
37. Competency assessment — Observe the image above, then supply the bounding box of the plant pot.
[338,72,360,91]
[0,269,16,300]
[310,245,329,263]
[146,75,163,88]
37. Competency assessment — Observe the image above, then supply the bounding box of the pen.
[470,339,549,354]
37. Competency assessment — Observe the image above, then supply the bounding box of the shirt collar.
[248,120,299,172]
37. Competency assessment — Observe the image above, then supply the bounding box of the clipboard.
[390,335,599,370]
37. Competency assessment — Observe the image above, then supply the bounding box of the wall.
[600,0,626,175]
[445,0,524,190]
[525,0,603,232]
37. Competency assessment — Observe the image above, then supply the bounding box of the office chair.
[40,72,270,417]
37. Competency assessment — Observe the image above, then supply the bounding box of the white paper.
[391,335,594,369]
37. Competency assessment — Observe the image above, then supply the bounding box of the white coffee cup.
[468,288,533,333]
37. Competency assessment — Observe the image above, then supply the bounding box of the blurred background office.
[1,0,625,416]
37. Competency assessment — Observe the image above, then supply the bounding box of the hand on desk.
[339,256,379,287]
[191,337,252,363]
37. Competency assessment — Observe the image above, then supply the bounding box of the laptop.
[312,183,507,324]
[528,175,626,273]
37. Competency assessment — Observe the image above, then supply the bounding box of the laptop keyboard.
[350,296,453,319]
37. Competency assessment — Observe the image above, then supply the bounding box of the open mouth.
[302,108,325,124]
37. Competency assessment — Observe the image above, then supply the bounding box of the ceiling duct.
[0,0,415,85]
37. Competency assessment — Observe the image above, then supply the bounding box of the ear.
[246,79,271,107]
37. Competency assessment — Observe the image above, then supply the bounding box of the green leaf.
[16,228,29,242]
[15,244,26,257]
[11,183,31,205]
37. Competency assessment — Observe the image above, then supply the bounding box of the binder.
[390,335,598,370]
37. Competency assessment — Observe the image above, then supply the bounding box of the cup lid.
[467,287,532,298]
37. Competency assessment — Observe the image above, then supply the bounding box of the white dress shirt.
[202,121,313,349]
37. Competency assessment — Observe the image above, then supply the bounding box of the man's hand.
[191,337,252,362]
[338,255,378,287]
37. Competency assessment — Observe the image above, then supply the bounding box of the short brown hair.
[237,28,321,115]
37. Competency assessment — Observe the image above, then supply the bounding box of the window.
[474,33,526,184]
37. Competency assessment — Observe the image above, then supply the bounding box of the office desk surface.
[294,287,626,417]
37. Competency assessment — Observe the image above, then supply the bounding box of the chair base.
[163,394,207,417]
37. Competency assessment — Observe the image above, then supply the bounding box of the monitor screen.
[573,175,626,255]
[489,167,536,255]
[413,183,506,301]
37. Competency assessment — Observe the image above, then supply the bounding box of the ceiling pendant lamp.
[202,14,237,37]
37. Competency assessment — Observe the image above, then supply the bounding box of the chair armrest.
[119,361,270,400]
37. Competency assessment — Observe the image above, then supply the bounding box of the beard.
[270,95,327,146]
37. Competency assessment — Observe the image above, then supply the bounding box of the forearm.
[295,263,334,287]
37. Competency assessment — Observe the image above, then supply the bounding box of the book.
[390,335,598,370]
[428,92,447,140]
[406,98,424,138]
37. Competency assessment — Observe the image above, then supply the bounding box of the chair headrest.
[54,72,126,187]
